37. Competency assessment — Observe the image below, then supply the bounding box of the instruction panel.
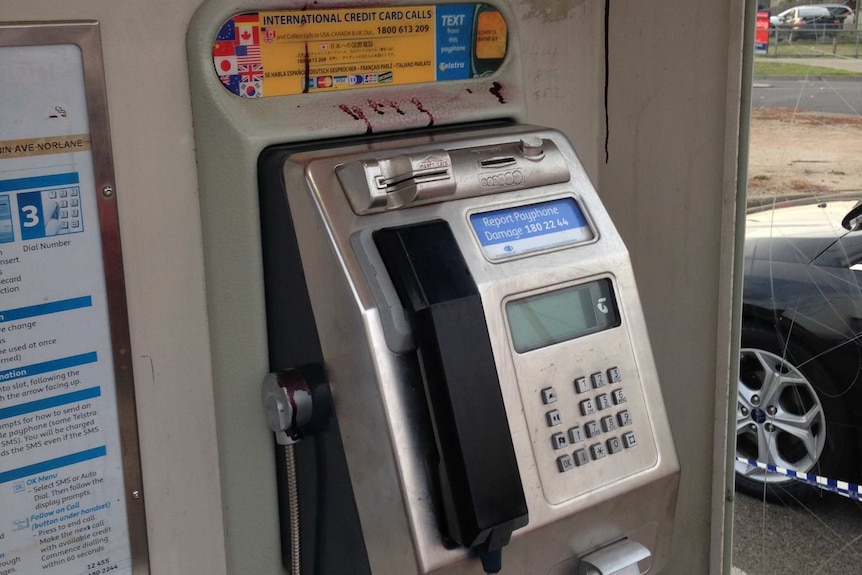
[212,3,509,98]
[0,44,133,575]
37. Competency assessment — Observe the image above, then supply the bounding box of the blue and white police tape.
[735,456,862,501]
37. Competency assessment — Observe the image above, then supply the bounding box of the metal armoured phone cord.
[284,444,302,574]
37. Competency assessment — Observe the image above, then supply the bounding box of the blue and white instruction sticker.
[0,43,134,575]
[470,198,593,260]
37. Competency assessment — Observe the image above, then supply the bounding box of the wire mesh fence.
[767,26,862,57]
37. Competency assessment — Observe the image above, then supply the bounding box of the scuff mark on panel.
[368,99,386,115]
[141,355,155,385]
[517,0,586,22]
[410,98,434,126]
[338,104,373,134]
[490,81,506,104]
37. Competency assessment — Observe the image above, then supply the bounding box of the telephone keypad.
[573,449,590,466]
[590,443,607,460]
[541,387,558,405]
[540,364,638,474]
[574,377,590,394]
[617,410,632,427]
[596,393,611,411]
[551,432,568,450]
[568,426,585,444]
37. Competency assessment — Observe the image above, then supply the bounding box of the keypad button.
[551,432,568,450]
[607,436,623,454]
[623,431,638,448]
[617,410,632,427]
[600,415,617,433]
[607,367,622,383]
[568,426,585,444]
[579,399,595,416]
[590,443,607,460]
[612,388,627,405]
[585,421,600,438]
[557,454,575,472]
[546,410,562,427]
[541,387,558,405]
[574,377,590,394]
[596,394,611,411]
[591,372,606,389]
[574,449,590,466]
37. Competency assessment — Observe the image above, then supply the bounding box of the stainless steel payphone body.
[258,123,678,574]
[186,2,679,573]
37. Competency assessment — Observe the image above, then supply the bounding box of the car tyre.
[735,324,854,502]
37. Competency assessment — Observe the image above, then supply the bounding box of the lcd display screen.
[506,279,620,353]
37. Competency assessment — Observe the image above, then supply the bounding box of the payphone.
[186,2,679,574]
[258,125,678,574]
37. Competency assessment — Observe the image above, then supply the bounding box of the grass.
[753,60,861,76]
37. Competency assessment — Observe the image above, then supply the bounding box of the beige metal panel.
[594,1,743,574]
[1,1,741,575]
[0,1,227,574]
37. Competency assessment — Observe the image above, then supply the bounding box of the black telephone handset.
[374,220,528,573]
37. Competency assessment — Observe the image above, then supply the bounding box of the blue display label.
[435,5,474,81]
[470,198,593,259]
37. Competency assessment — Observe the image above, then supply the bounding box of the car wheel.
[735,324,854,501]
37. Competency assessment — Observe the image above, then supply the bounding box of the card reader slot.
[479,156,517,168]
[373,221,528,558]
[379,168,451,190]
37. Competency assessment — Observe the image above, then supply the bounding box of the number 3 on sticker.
[17,190,46,240]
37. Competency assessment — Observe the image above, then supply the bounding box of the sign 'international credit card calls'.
[212,4,508,98]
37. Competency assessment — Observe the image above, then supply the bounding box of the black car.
[738,196,862,500]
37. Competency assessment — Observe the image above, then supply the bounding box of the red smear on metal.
[388,100,405,115]
[302,43,310,93]
[339,104,373,134]
[368,99,386,115]
[410,97,434,126]
[490,82,505,104]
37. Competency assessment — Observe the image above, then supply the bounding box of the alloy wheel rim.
[736,348,827,484]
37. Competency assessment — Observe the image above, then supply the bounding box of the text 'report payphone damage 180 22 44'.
[210,4,508,98]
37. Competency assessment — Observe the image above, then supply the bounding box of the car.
[773,5,841,40]
[737,195,862,500]
[822,3,855,24]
